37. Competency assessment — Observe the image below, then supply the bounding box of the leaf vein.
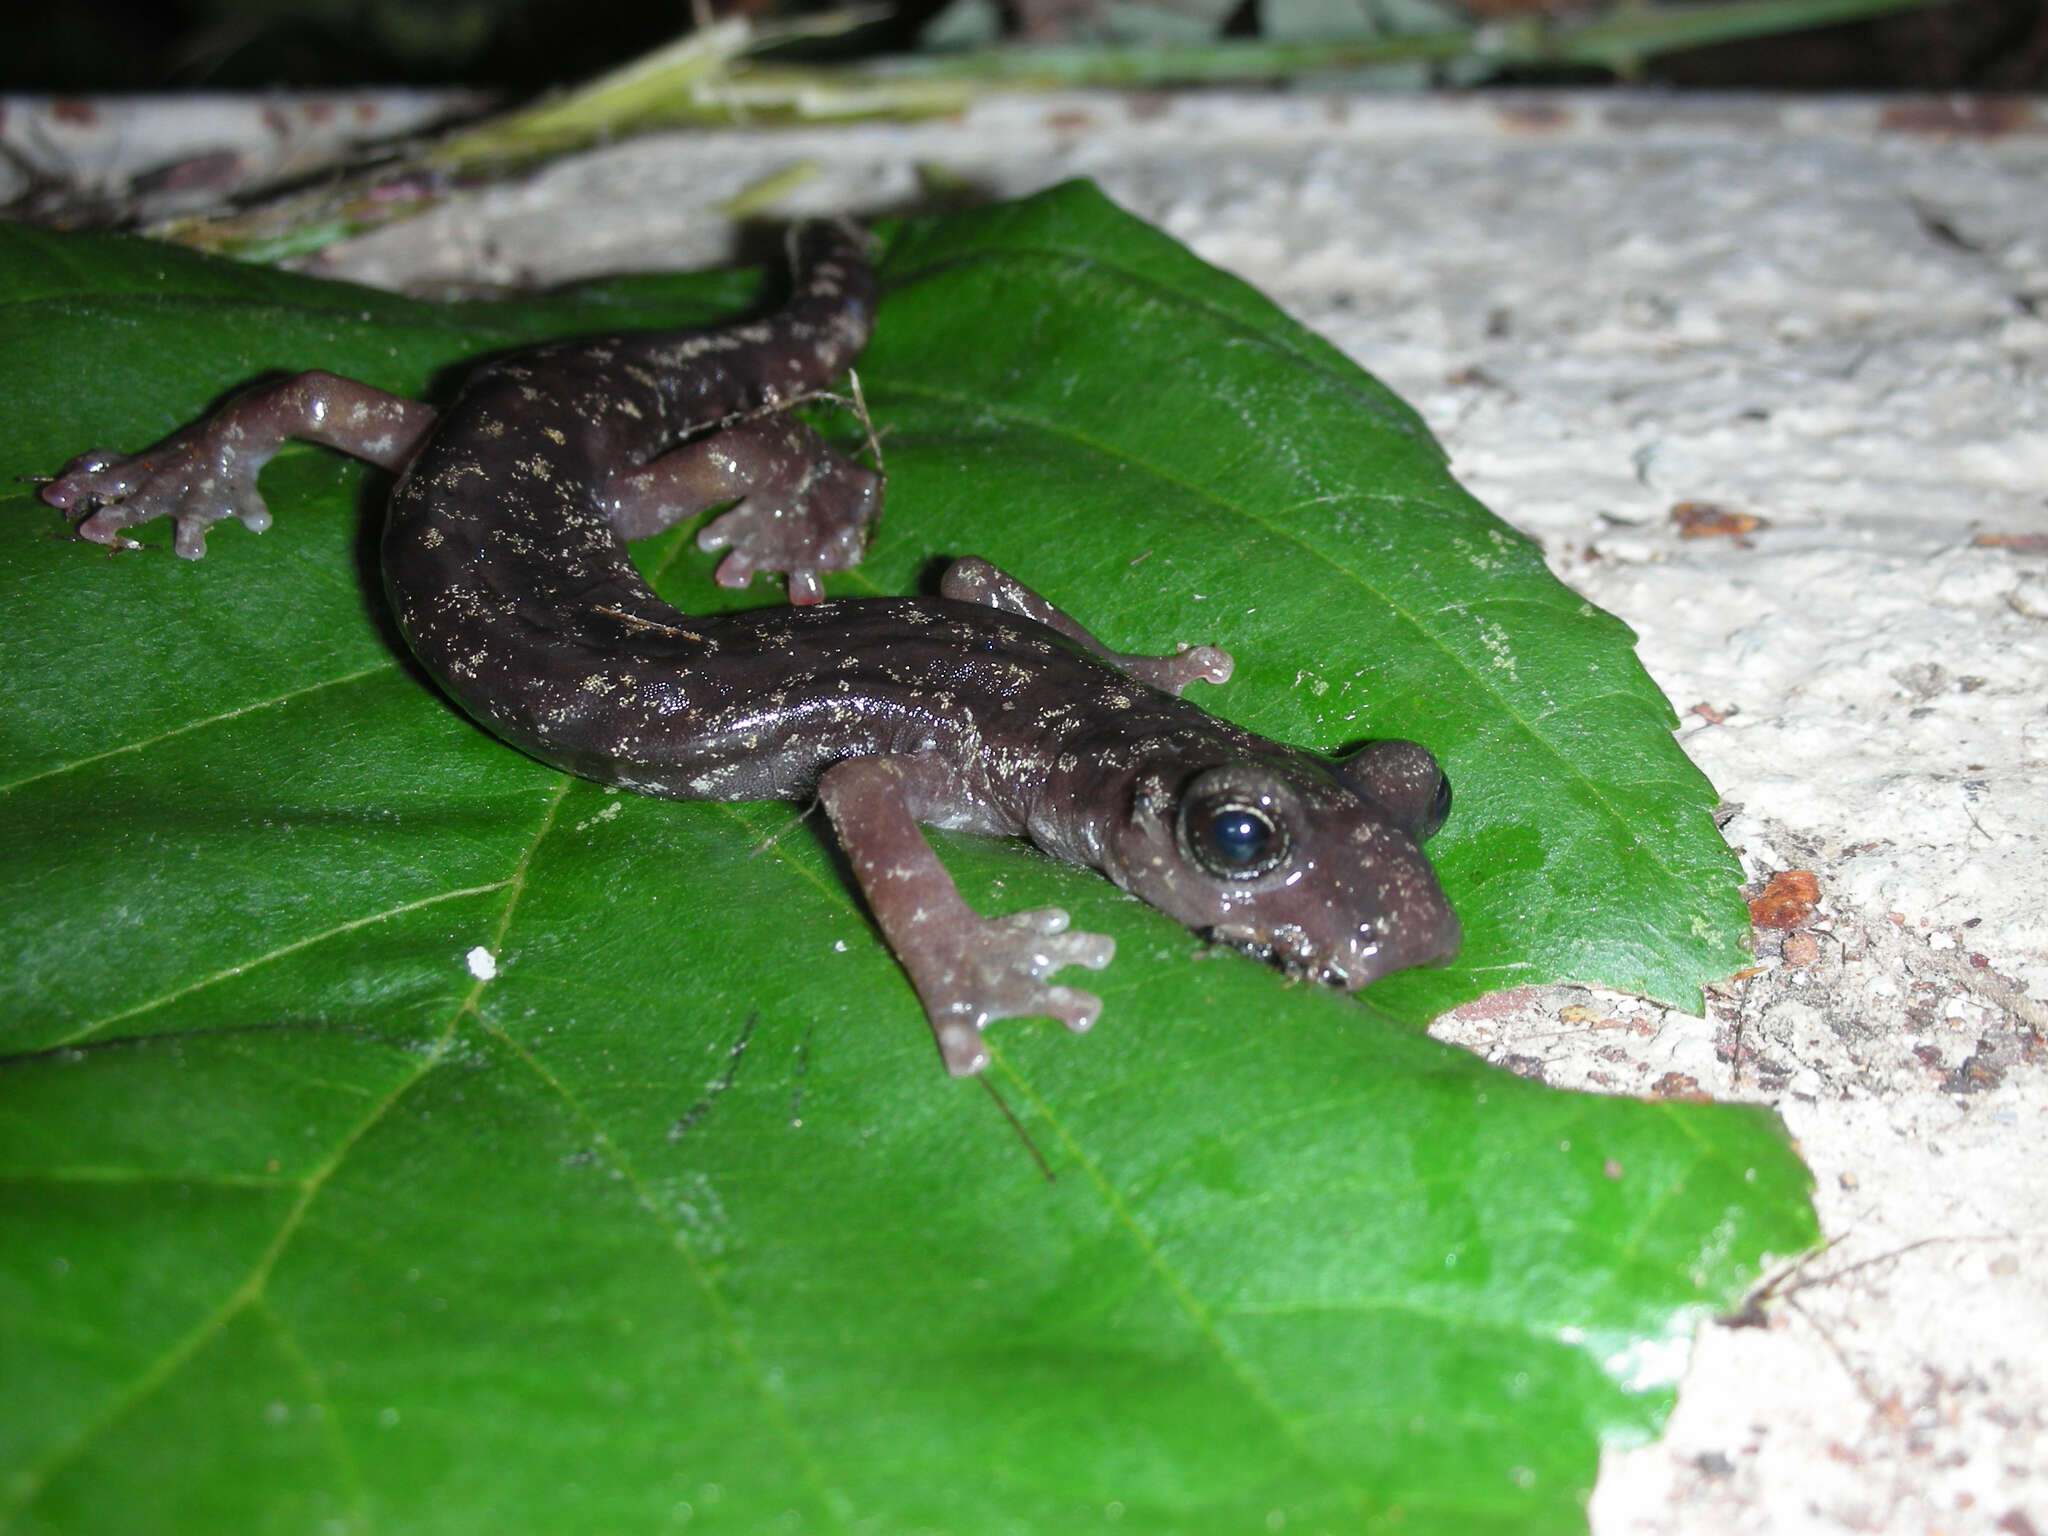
[992,1052,1383,1522]
[0,782,569,1523]
[0,660,399,796]
[51,880,512,1050]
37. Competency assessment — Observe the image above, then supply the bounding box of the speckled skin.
[42,221,1460,1076]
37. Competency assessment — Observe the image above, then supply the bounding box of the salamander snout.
[1305,875,1463,991]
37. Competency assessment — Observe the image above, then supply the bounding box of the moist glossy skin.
[41,221,1461,1077]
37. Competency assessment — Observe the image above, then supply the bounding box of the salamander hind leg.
[819,755,1114,1077]
[604,413,881,605]
[940,556,1233,696]
[40,371,436,559]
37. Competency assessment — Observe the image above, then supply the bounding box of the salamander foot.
[925,907,1115,1076]
[42,434,271,559]
[698,443,880,605]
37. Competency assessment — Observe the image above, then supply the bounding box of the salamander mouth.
[1205,925,1359,990]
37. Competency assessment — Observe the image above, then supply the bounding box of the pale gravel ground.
[48,88,2048,1534]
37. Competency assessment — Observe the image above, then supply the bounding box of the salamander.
[40,220,1461,1077]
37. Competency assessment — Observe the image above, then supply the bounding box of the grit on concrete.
[309,91,2048,1534]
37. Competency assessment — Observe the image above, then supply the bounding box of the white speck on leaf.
[466,946,498,981]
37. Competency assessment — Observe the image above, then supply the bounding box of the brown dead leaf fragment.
[1943,1054,2005,1094]
[1447,985,1547,1022]
[1671,501,1766,539]
[1651,1072,1713,1102]
[1750,870,1821,930]
[1972,532,2048,553]
[1493,100,1569,130]
[1879,98,2039,139]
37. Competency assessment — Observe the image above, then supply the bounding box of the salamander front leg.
[940,556,1234,697]
[40,371,437,559]
[818,755,1115,1077]
[603,414,881,605]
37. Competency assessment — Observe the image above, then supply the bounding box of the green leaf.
[0,182,1812,1535]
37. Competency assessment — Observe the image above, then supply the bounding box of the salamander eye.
[1331,740,1453,843]
[1424,772,1453,840]
[1182,798,1290,880]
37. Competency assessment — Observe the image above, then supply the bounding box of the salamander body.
[42,222,1460,1076]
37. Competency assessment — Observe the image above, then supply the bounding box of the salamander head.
[1107,739,1461,990]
